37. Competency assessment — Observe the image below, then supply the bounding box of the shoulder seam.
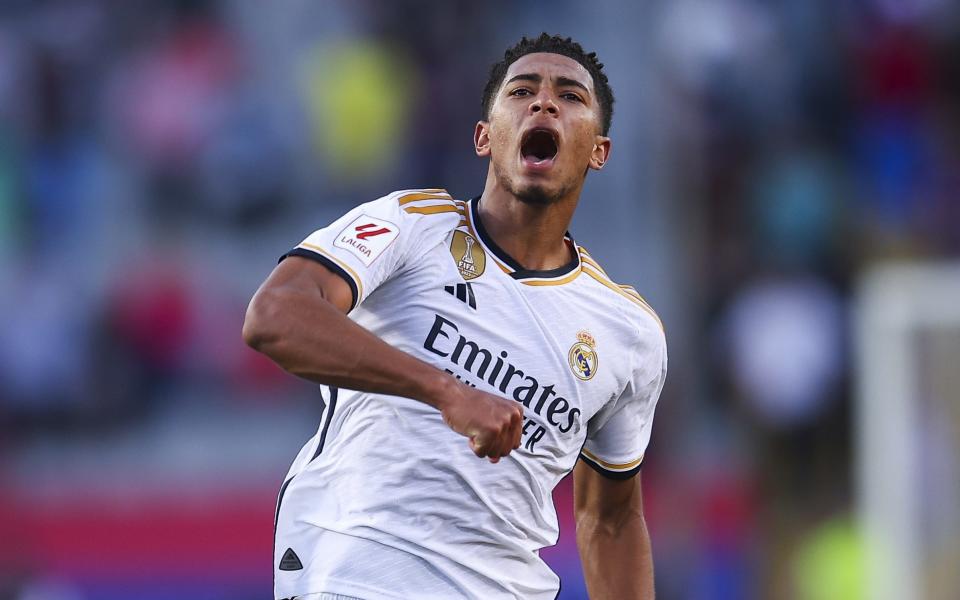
[579,257,663,331]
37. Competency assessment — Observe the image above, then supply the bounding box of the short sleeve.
[281,189,460,311]
[580,328,667,479]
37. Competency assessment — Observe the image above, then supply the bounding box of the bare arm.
[574,461,654,599]
[242,256,523,461]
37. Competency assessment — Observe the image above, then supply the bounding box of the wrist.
[420,369,460,411]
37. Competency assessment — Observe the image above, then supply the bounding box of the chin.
[493,160,570,205]
[514,184,559,205]
[509,174,576,205]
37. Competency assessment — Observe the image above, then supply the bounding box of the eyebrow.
[505,73,591,95]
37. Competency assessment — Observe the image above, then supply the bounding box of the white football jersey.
[273,189,667,600]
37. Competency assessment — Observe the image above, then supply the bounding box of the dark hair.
[481,33,615,135]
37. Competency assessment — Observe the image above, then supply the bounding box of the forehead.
[502,52,594,92]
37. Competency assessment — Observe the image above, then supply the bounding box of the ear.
[588,136,611,171]
[474,121,491,157]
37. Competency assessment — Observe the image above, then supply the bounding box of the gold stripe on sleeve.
[579,254,609,276]
[581,448,644,471]
[618,285,658,315]
[299,242,365,300]
[403,204,461,216]
[397,192,452,205]
[581,265,663,330]
[618,284,649,303]
[579,248,654,309]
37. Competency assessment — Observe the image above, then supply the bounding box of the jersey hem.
[276,573,447,600]
[275,526,559,600]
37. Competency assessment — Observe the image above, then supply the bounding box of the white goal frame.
[855,261,960,600]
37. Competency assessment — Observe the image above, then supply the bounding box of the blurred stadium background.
[0,1,958,599]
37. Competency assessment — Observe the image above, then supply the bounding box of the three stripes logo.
[444,283,477,309]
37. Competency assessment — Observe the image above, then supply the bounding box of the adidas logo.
[279,547,303,571]
[444,283,477,309]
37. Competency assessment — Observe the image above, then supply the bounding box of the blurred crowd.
[0,1,958,599]
[649,1,959,598]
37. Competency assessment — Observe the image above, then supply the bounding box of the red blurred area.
[0,489,274,579]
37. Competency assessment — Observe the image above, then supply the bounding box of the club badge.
[568,330,598,381]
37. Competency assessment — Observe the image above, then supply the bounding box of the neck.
[477,168,581,272]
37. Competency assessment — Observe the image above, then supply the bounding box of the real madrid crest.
[568,330,598,381]
[450,230,486,280]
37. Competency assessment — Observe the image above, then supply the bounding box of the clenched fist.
[439,382,524,463]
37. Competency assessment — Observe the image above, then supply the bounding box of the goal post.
[855,261,960,600]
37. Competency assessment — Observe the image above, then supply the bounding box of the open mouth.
[520,128,559,167]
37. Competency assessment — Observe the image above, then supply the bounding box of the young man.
[244,33,667,600]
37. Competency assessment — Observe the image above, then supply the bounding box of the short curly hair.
[481,33,615,135]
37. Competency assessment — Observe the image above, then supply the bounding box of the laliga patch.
[334,214,400,266]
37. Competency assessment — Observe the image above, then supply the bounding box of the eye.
[510,88,531,97]
[561,92,583,103]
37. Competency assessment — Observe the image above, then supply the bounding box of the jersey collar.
[469,196,582,284]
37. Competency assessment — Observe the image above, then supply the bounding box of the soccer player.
[244,33,667,600]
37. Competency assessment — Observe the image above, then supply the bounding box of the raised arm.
[242,255,522,462]
[574,461,655,599]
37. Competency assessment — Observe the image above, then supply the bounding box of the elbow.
[242,310,263,351]
[242,289,281,352]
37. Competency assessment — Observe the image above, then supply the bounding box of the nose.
[530,94,558,116]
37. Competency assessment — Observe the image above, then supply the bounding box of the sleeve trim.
[579,448,644,480]
[282,247,361,312]
[299,242,364,297]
